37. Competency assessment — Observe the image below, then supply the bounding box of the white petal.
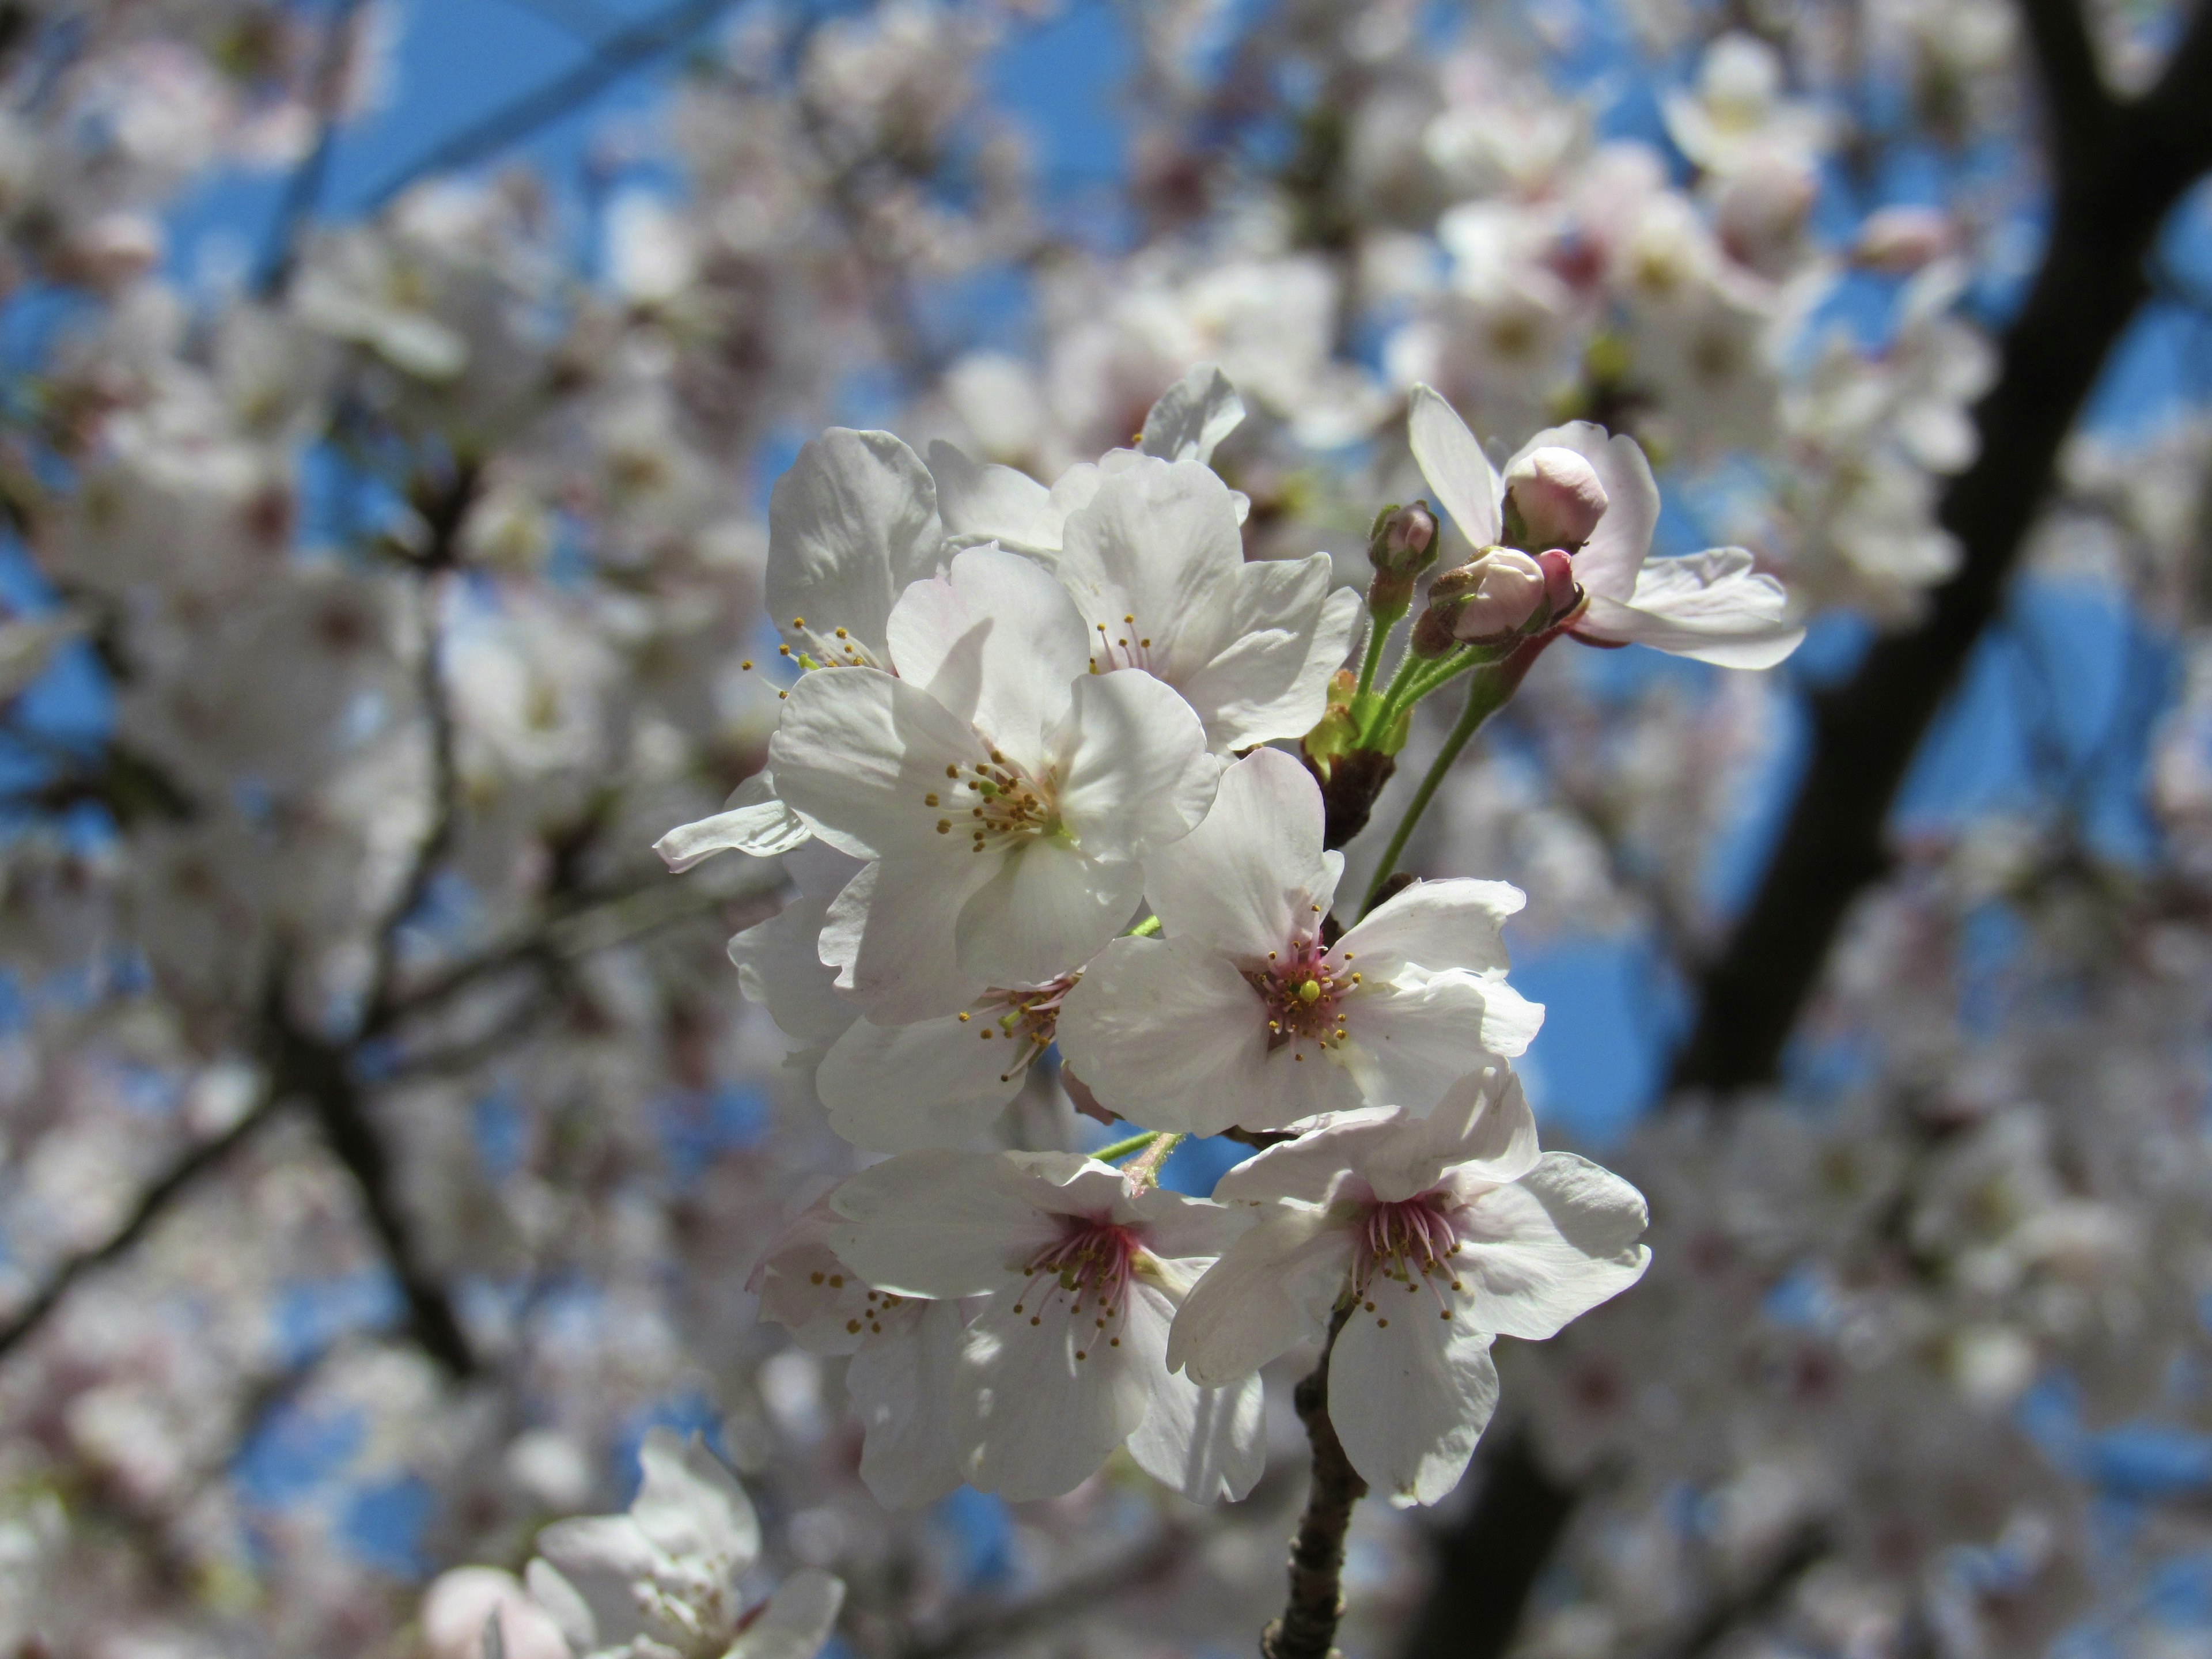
[885,545,1089,774]
[850,1300,978,1508]
[1166,1203,1354,1386]
[927,439,1059,552]
[724,1570,846,1659]
[1452,1152,1651,1340]
[817,1012,1028,1152]
[963,1282,1160,1501]
[1346,973,1541,1112]
[1054,936,1279,1135]
[656,772,810,870]
[828,1150,1063,1298]
[523,1561,598,1652]
[1142,747,1335,959]
[1339,877,1525,980]
[1407,385,1502,548]
[729,885,855,1047]
[421,1568,570,1659]
[630,1427,759,1574]
[1330,1302,1499,1507]
[1210,1109,1406,1205]
[531,1517,660,1643]
[1177,570,1361,753]
[770,668,988,861]
[1353,1063,1542,1203]
[955,836,1140,990]
[748,1199,873,1355]
[768,429,943,662]
[1575,547,1805,668]
[1128,1365,1267,1502]
[1054,669,1217,861]
[1056,457,1243,679]
[1139,362,1247,464]
[820,857,993,1023]
[1503,423,1658,601]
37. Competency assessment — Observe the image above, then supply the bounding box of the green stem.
[1354,609,1397,700]
[1126,914,1162,937]
[1122,1132,1185,1189]
[1360,652,1427,744]
[1358,635,1554,918]
[1091,1131,1160,1164]
[1376,644,1486,729]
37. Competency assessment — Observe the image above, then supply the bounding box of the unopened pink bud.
[1450,548,1547,641]
[1505,448,1609,550]
[1535,548,1578,618]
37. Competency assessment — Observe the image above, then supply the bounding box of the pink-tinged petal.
[1054,670,1217,861]
[1054,937,1279,1135]
[1574,547,1804,668]
[961,1281,1162,1500]
[1451,1152,1651,1340]
[927,439,1060,553]
[1330,1300,1499,1507]
[768,428,942,663]
[1407,385,1502,548]
[1142,747,1335,959]
[1176,558,1362,753]
[770,668,989,861]
[1166,1203,1354,1385]
[1128,1365,1267,1502]
[848,1301,978,1508]
[820,858,993,1023]
[817,1012,1029,1153]
[655,771,810,870]
[1339,877,1524,979]
[726,1570,847,1659]
[955,835,1141,990]
[886,546,1089,775]
[828,1150,1066,1298]
[1122,1184,1256,1264]
[532,1516,661,1641]
[1503,423,1658,603]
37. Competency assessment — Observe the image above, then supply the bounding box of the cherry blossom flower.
[421,1567,570,1659]
[1056,748,1541,1134]
[1407,384,1805,668]
[827,1150,1266,1503]
[770,544,1216,1020]
[1168,1062,1650,1506]
[764,426,945,674]
[751,1199,976,1506]
[518,1427,846,1659]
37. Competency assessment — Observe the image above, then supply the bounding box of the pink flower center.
[960,974,1080,1083]
[1087,612,1157,673]
[1351,1194,1468,1327]
[1249,935,1353,1053]
[1012,1217,1138,1361]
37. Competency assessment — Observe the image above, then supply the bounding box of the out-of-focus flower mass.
[1,0,2210,1656]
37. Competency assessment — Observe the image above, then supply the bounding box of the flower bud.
[1366,500,1440,616]
[1503,448,1608,551]
[1535,548,1579,621]
[1415,548,1547,653]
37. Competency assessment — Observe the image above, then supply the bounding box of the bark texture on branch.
[1399,7,2212,1654]
[1263,1313,1368,1659]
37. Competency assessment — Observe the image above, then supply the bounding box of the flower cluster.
[659,364,1809,1511]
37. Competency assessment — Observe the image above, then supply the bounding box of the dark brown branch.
[1263,1310,1367,1659]
[1671,0,2212,1093]
[1649,1525,1832,1659]
[0,1092,286,1361]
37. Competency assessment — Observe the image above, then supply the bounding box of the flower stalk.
[1260,1306,1366,1659]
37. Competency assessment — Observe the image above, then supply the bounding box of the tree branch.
[256,0,369,298]
[0,1090,286,1361]
[1263,1309,1366,1659]
[1670,0,2212,1093]
[898,1526,1190,1659]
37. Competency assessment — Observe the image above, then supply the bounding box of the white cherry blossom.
[521,1427,846,1659]
[1167,1062,1650,1506]
[1407,383,1805,669]
[1056,748,1542,1134]
[827,1150,1266,1503]
[770,544,1216,1020]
